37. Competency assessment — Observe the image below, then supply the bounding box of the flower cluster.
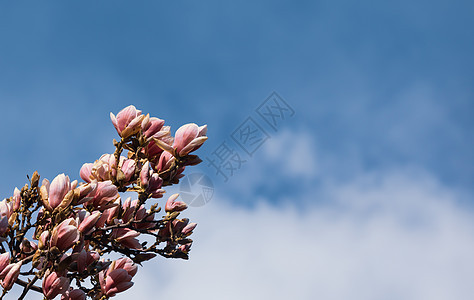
[0,105,206,299]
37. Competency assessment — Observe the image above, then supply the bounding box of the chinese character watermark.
[180,91,295,205]
[256,91,295,130]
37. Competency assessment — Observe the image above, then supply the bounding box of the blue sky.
[1,1,473,299]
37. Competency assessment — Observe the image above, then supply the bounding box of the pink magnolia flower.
[86,251,100,266]
[139,162,164,198]
[50,218,80,251]
[61,289,86,300]
[40,175,77,211]
[154,151,186,183]
[143,126,173,162]
[0,199,13,235]
[182,222,197,236]
[12,187,21,211]
[87,154,117,182]
[77,211,102,234]
[139,162,151,188]
[86,181,120,209]
[99,268,134,297]
[43,270,70,299]
[38,230,50,250]
[0,261,21,290]
[141,115,165,139]
[142,126,174,162]
[110,105,145,138]
[111,228,141,250]
[108,257,137,277]
[79,163,93,183]
[148,173,164,198]
[75,182,98,205]
[165,193,188,213]
[0,253,10,273]
[156,150,174,173]
[120,159,136,182]
[121,198,135,223]
[173,123,208,156]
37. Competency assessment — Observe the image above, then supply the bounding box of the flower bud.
[88,181,119,209]
[156,150,175,173]
[141,116,165,139]
[78,211,101,234]
[79,163,93,183]
[165,194,187,213]
[0,253,10,273]
[13,188,21,211]
[140,162,150,188]
[101,269,134,297]
[38,230,50,250]
[43,270,70,299]
[110,257,137,277]
[112,228,141,250]
[148,173,164,198]
[182,222,197,235]
[121,159,136,182]
[49,174,72,209]
[0,261,21,290]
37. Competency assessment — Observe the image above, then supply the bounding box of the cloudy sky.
[0,1,473,299]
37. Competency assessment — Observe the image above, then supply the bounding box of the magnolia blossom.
[139,162,164,198]
[173,123,208,156]
[110,105,145,138]
[43,270,70,299]
[111,228,141,249]
[156,150,174,173]
[77,211,102,234]
[95,203,120,227]
[0,253,10,274]
[143,126,174,163]
[0,199,13,235]
[108,257,137,277]
[80,154,118,182]
[12,187,21,211]
[141,115,165,139]
[40,174,78,211]
[178,243,192,254]
[99,257,137,297]
[50,218,80,251]
[85,181,120,209]
[0,261,21,290]
[165,193,188,213]
[100,269,133,297]
[38,230,50,250]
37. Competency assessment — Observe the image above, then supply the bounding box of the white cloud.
[115,168,474,300]
[262,129,318,178]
